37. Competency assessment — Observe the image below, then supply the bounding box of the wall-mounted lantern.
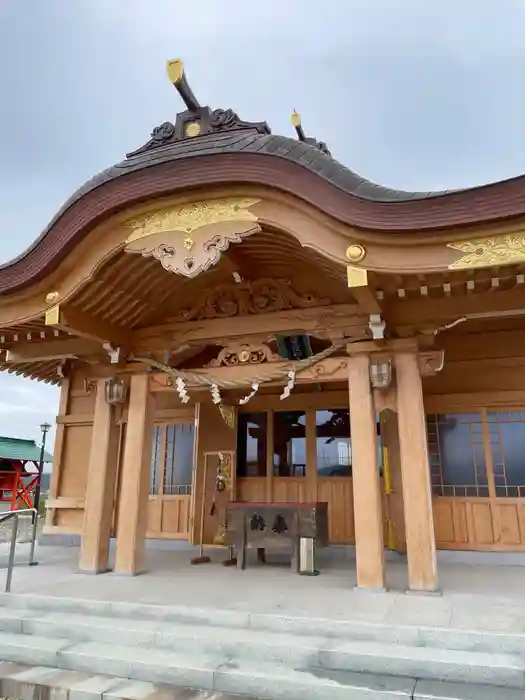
[369,357,392,390]
[105,377,128,406]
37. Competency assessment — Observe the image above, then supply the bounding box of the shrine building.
[1,59,525,593]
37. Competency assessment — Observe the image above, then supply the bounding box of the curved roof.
[2,64,525,296]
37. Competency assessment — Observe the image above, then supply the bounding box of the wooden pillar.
[395,348,438,593]
[44,378,70,529]
[114,374,154,575]
[348,353,385,590]
[79,378,120,573]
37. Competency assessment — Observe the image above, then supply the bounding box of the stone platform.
[1,543,525,699]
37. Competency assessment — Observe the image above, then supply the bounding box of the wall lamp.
[369,357,392,390]
[105,377,128,406]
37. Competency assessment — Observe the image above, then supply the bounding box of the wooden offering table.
[225,502,328,575]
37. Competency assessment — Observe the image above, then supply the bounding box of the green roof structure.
[0,436,52,463]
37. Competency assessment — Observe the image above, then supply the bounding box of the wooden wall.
[423,329,525,400]
[190,402,237,546]
[45,328,525,553]
[433,498,525,551]
[146,495,192,539]
[44,372,95,535]
[425,329,525,551]
[44,373,196,540]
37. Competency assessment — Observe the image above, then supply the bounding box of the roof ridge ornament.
[126,58,271,158]
[291,110,331,156]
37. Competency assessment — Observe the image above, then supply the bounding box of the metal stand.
[191,457,211,565]
[1,508,38,593]
[298,537,319,576]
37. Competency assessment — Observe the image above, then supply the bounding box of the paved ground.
[1,542,525,635]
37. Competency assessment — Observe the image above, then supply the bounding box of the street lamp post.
[34,422,51,524]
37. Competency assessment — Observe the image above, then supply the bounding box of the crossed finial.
[290,109,331,156]
[291,110,306,141]
[166,58,201,112]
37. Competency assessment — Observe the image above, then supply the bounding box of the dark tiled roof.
[0,66,524,295]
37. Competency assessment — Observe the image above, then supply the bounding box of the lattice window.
[149,426,163,495]
[163,424,194,494]
[487,411,525,498]
[426,413,488,497]
[148,423,194,495]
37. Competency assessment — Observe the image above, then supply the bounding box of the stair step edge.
[0,627,522,670]
[2,609,524,650]
[1,594,523,648]
[2,661,523,700]
[1,639,523,695]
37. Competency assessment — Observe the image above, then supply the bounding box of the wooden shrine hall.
[1,58,525,593]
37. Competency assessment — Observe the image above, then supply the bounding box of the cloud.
[1,0,525,440]
[0,373,57,446]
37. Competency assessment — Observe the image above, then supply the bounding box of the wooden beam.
[4,338,102,363]
[347,267,382,314]
[45,305,130,347]
[386,289,525,329]
[46,497,85,510]
[136,304,367,347]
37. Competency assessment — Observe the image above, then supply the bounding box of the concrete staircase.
[0,594,524,700]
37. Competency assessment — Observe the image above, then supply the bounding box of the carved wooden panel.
[208,342,281,367]
[172,278,331,322]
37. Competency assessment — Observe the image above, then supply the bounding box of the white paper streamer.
[175,376,190,403]
[280,370,296,400]
[211,383,222,404]
[239,382,259,405]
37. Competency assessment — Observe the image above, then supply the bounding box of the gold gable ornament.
[124,197,261,279]
[448,233,525,270]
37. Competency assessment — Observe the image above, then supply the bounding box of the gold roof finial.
[290,109,331,156]
[166,58,184,85]
[291,110,306,141]
[165,57,201,112]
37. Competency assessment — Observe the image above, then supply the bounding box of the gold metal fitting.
[166,58,184,84]
[45,291,60,305]
[291,110,301,128]
[185,121,201,137]
[345,244,366,263]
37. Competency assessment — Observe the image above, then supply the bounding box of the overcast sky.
[1,0,525,447]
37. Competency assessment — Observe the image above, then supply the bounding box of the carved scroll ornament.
[125,197,260,278]
[174,278,331,322]
[208,342,281,367]
[448,233,525,270]
[419,350,445,376]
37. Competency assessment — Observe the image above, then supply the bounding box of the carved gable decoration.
[448,233,525,270]
[124,197,261,278]
[173,278,331,322]
[208,342,281,367]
